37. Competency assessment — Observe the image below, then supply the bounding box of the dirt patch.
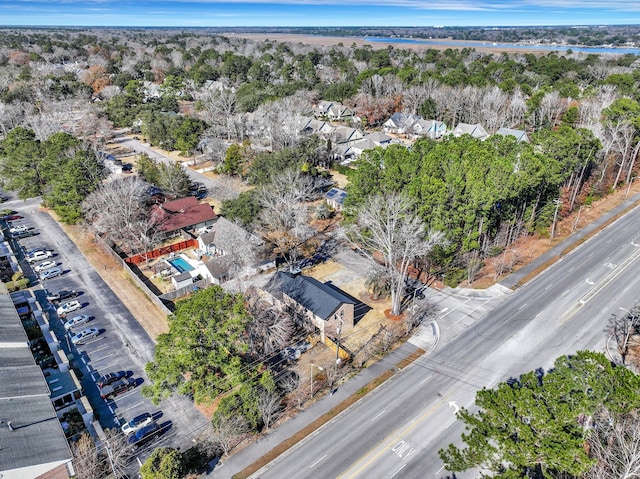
[48,211,169,340]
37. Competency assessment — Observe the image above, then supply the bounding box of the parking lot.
[5,200,210,459]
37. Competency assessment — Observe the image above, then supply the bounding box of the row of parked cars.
[96,372,160,449]
[26,247,64,281]
[13,214,163,453]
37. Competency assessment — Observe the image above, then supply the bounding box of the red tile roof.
[152,196,217,232]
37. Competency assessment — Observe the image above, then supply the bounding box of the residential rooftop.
[269,271,355,320]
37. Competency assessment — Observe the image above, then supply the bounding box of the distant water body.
[363,36,640,55]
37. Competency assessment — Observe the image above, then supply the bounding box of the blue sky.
[2,0,640,27]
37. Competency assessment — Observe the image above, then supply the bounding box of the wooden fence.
[125,238,199,265]
[91,232,173,315]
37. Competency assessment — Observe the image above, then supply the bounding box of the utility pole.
[333,313,345,394]
[550,199,562,242]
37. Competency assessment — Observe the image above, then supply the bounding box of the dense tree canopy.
[0,127,104,222]
[440,351,640,478]
[143,286,257,405]
[345,129,600,273]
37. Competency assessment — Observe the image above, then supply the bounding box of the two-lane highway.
[250,204,640,479]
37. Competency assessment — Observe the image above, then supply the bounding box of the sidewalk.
[210,324,438,478]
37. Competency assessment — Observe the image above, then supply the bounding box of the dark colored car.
[46,289,78,304]
[97,371,127,388]
[1,214,22,221]
[128,422,161,450]
[100,378,136,399]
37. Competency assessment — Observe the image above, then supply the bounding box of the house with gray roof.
[299,117,335,136]
[330,126,364,146]
[383,112,421,135]
[451,122,489,140]
[494,127,529,143]
[196,217,263,284]
[410,119,447,139]
[268,271,355,340]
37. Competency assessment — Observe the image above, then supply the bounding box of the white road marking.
[517,303,527,311]
[120,401,145,413]
[371,410,386,422]
[544,283,553,290]
[309,454,327,469]
[435,465,445,475]
[586,279,594,285]
[419,374,433,386]
[90,354,114,363]
[390,464,406,478]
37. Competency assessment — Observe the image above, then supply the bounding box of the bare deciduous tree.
[258,169,316,266]
[71,433,103,479]
[287,372,309,409]
[246,293,294,357]
[101,428,132,478]
[209,414,248,457]
[606,306,640,366]
[586,408,640,479]
[82,176,150,246]
[348,193,446,316]
[258,388,282,432]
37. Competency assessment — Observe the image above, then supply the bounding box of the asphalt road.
[4,197,209,462]
[250,204,640,479]
[116,137,241,202]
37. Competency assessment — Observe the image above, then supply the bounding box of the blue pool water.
[168,257,194,273]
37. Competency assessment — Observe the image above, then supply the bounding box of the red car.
[3,215,23,221]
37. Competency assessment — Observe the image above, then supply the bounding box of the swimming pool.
[168,256,194,273]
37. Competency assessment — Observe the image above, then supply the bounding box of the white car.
[34,260,57,272]
[9,225,29,234]
[70,328,98,345]
[57,300,81,317]
[26,250,52,263]
[121,413,153,435]
[63,314,90,330]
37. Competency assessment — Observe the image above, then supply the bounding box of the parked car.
[57,300,81,317]
[70,327,99,345]
[63,314,90,330]
[128,422,161,450]
[97,371,126,388]
[12,230,35,239]
[1,214,23,221]
[26,250,53,263]
[121,413,153,435]
[46,289,78,304]
[39,267,63,281]
[34,260,57,272]
[101,377,135,399]
[9,224,29,233]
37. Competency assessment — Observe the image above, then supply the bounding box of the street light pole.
[310,363,323,398]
